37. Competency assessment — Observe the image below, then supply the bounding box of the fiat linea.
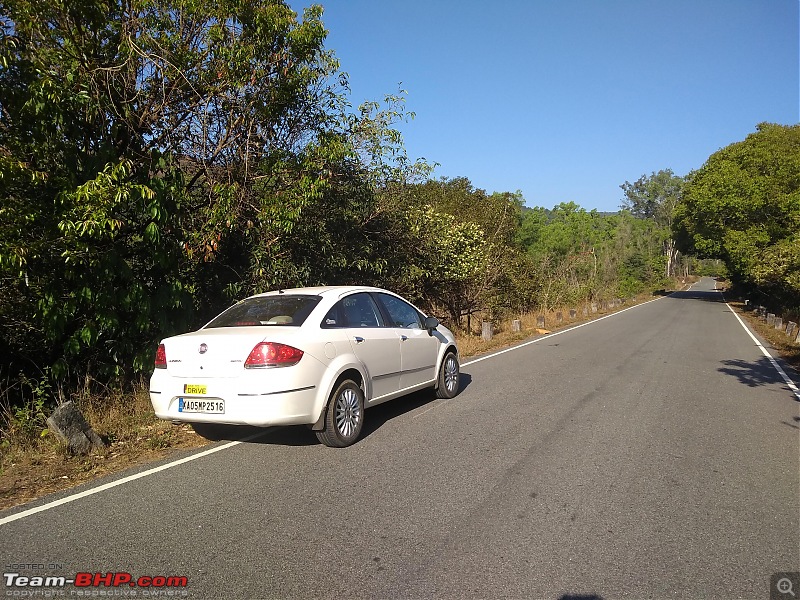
[149,286,460,447]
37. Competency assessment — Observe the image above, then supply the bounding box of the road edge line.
[462,296,665,368]
[722,295,800,402]
[0,431,269,527]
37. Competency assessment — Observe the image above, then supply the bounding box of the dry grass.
[0,383,208,511]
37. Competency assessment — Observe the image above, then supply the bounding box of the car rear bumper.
[149,370,321,427]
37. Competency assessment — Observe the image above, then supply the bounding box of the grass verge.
[0,384,207,511]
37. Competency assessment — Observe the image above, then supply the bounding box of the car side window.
[376,293,423,329]
[321,303,344,328]
[322,293,384,328]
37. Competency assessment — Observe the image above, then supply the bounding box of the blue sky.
[291,0,799,212]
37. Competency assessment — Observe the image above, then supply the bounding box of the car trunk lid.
[162,327,302,378]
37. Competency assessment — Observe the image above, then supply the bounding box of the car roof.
[249,286,387,299]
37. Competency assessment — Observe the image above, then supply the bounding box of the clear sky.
[290,0,799,212]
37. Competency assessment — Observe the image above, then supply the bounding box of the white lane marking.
[723,296,800,402]
[0,430,270,527]
[462,297,664,368]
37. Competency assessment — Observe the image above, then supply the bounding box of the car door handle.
[400,335,408,341]
[354,337,365,344]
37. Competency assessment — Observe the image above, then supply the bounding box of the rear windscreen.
[205,295,322,328]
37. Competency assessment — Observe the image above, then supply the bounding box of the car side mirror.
[424,316,439,334]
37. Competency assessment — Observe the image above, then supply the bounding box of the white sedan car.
[149,286,460,447]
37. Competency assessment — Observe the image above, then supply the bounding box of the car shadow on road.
[782,416,800,430]
[359,373,473,441]
[191,372,473,446]
[717,357,794,393]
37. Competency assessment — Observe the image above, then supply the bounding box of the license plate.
[178,398,225,414]
[183,383,207,395]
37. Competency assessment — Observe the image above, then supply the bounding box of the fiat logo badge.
[199,343,208,354]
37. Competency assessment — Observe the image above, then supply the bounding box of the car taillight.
[244,342,304,368]
[154,344,167,369]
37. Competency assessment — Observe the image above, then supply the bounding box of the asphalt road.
[2,278,799,600]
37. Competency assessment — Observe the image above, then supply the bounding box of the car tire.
[435,351,460,399]
[315,380,364,447]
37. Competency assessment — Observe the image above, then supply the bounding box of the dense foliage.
[516,201,672,308]
[0,0,740,408]
[621,169,685,278]
[674,123,800,311]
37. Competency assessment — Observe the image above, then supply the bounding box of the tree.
[404,179,525,325]
[620,169,685,278]
[410,177,523,246]
[674,123,800,308]
[0,0,337,382]
[515,201,668,308]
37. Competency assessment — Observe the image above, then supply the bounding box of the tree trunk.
[664,238,678,278]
